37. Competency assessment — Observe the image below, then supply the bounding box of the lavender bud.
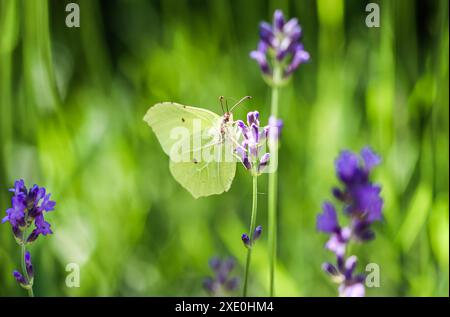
[361,146,381,172]
[345,255,358,278]
[242,157,252,170]
[259,153,270,171]
[285,44,310,76]
[259,22,274,44]
[251,123,259,143]
[24,251,33,280]
[209,257,221,272]
[236,120,249,138]
[253,225,263,241]
[322,262,340,277]
[225,277,239,292]
[250,50,270,75]
[241,233,251,248]
[273,10,285,32]
[13,271,27,286]
[223,257,236,273]
[247,111,260,127]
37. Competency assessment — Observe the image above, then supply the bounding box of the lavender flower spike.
[235,111,271,175]
[203,257,239,296]
[250,9,310,83]
[317,147,383,297]
[2,179,55,244]
[241,225,263,249]
[4,179,55,296]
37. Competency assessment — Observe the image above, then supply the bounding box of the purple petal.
[351,184,383,222]
[10,179,26,194]
[247,111,260,127]
[242,156,252,170]
[285,44,310,76]
[13,270,27,285]
[273,10,285,32]
[316,202,339,233]
[322,262,340,277]
[225,277,239,291]
[325,234,347,257]
[40,194,56,212]
[344,255,358,278]
[259,22,274,44]
[251,123,259,143]
[25,251,33,279]
[241,233,251,248]
[223,258,236,273]
[253,225,262,240]
[361,146,381,172]
[250,50,270,74]
[335,150,360,184]
[259,153,270,169]
[209,257,221,271]
[235,144,247,160]
[283,18,301,39]
[236,120,249,139]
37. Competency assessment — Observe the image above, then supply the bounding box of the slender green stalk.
[243,175,258,297]
[268,64,281,297]
[21,243,34,297]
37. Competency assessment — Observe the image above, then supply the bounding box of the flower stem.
[243,175,258,297]
[21,243,34,297]
[268,64,281,297]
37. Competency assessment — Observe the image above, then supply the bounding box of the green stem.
[21,243,34,297]
[268,65,281,297]
[243,175,258,297]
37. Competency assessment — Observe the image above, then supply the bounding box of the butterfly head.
[219,96,252,117]
[223,112,233,123]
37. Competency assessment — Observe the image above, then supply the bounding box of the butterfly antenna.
[225,99,229,113]
[230,96,252,112]
[219,96,225,114]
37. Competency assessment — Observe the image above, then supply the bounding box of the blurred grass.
[0,0,448,296]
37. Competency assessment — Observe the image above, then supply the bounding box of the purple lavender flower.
[13,271,28,287]
[250,9,310,81]
[24,251,34,280]
[317,202,351,256]
[332,147,383,241]
[12,251,34,290]
[235,111,275,175]
[203,257,239,296]
[241,234,251,248]
[317,147,383,297]
[322,255,365,297]
[2,179,55,243]
[253,225,263,241]
[241,225,263,249]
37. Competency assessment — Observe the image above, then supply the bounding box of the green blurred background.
[0,0,448,296]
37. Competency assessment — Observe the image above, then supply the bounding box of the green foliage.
[0,0,448,296]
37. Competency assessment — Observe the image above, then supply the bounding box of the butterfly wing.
[144,102,236,198]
